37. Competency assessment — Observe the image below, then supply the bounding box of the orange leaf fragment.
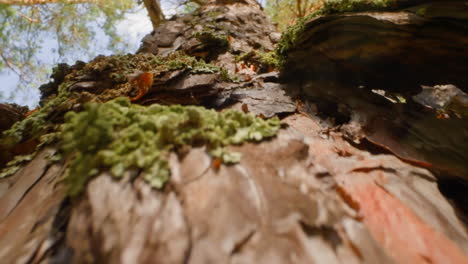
[211,157,222,171]
[130,72,153,102]
[241,104,249,113]
[25,107,40,117]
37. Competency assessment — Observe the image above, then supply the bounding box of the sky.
[0,4,155,108]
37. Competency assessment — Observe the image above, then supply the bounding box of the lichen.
[276,0,394,67]
[74,51,224,81]
[192,30,230,51]
[0,154,34,178]
[258,51,279,69]
[1,52,228,145]
[1,81,71,148]
[321,0,391,14]
[188,29,231,61]
[61,97,281,196]
[0,132,60,178]
[0,51,235,179]
[235,50,278,69]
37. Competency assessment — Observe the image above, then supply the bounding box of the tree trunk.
[143,0,165,30]
[0,0,467,263]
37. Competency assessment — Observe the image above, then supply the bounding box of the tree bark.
[0,0,467,263]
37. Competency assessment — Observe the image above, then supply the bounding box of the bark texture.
[0,0,467,263]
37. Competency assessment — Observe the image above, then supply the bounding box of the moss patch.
[75,51,225,83]
[0,153,34,178]
[1,52,228,146]
[236,50,279,72]
[190,30,231,60]
[0,51,234,178]
[321,0,391,13]
[193,30,230,49]
[61,97,281,196]
[1,81,71,149]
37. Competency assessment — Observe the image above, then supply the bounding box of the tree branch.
[142,0,165,30]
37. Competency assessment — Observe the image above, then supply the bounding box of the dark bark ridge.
[280,0,468,181]
[0,0,467,263]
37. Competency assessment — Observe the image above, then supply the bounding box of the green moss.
[235,51,256,63]
[0,154,34,178]
[219,68,239,82]
[72,51,227,83]
[235,50,279,72]
[206,10,222,18]
[192,30,230,50]
[258,51,279,68]
[1,81,71,148]
[61,97,281,196]
[321,0,391,14]
[0,51,236,179]
[415,6,427,16]
[276,0,394,67]
[0,132,60,178]
[1,52,227,146]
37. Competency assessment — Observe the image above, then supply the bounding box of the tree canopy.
[0,0,139,103]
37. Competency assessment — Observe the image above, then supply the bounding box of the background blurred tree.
[265,0,324,31]
[0,0,141,105]
[0,0,213,106]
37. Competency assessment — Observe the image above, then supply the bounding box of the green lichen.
[0,51,236,179]
[237,50,278,66]
[192,30,230,51]
[75,51,223,80]
[205,10,222,18]
[0,63,78,178]
[0,154,34,178]
[164,52,237,81]
[219,68,240,82]
[1,52,228,147]
[0,132,60,178]
[320,0,391,14]
[276,0,394,67]
[258,51,279,68]
[61,97,281,196]
[63,51,232,88]
[1,81,71,148]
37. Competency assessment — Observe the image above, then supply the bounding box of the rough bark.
[280,0,468,185]
[0,103,27,167]
[0,0,467,264]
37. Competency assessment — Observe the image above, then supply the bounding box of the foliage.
[266,0,325,31]
[0,0,137,104]
[61,97,281,196]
